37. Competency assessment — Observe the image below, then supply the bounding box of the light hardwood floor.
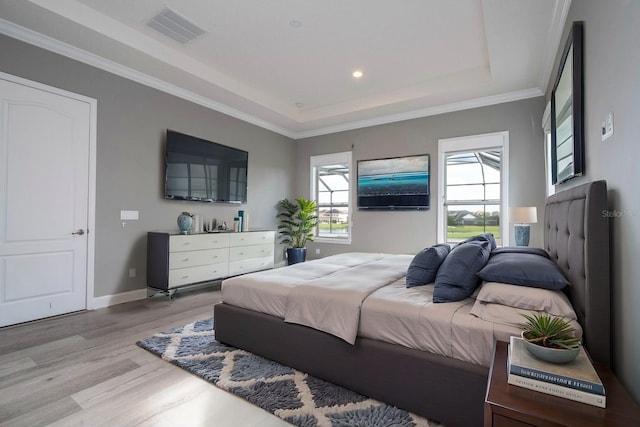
[0,288,290,427]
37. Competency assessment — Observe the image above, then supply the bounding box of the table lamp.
[510,207,537,246]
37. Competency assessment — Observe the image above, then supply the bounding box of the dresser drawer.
[229,244,274,261]
[229,231,275,247]
[169,233,230,252]
[168,263,229,288]
[229,256,274,276]
[169,248,229,269]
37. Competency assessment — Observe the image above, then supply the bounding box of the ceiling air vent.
[146,7,206,44]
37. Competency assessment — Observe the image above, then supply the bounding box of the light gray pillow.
[476,282,577,319]
[469,300,582,335]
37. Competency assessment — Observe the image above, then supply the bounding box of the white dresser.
[147,230,275,294]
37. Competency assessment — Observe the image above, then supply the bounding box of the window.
[438,132,509,246]
[310,152,352,243]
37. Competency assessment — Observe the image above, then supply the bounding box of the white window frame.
[310,151,352,244]
[437,131,510,245]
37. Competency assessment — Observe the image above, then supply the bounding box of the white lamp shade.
[510,207,537,224]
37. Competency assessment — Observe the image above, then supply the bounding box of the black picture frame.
[551,21,584,184]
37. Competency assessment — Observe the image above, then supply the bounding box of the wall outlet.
[601,112,614,141]
[129,268,136,278]
[315,248,321,255]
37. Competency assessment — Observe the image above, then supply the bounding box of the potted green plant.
[519,312,581,364]
[277,198,318,265]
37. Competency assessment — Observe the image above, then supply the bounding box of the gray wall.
[0,34,295,298]
[547,0,640,402]
[296,97,547,258]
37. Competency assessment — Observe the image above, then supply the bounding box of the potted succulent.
[519,312,581,364]
[277,198,318,265]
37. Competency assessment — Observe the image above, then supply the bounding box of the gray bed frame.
[214,180,610,427]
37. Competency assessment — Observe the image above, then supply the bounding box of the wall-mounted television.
[164,130,248,203]
[357,154,430,210]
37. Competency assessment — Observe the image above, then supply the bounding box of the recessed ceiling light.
[295,102,304,109]
[352,70,364,79]
[289,20,302,29]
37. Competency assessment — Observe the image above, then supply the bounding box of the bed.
[214,180,610,426]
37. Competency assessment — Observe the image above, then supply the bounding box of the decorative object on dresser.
[176,211,193,234]
[510,206,537,246]
[508,336,605,407]
[146,230,275,298]
[277,198,318,265]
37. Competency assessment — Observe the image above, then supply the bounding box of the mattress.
[221,252,524,367]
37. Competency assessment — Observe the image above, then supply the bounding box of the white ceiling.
[0,0,570,139]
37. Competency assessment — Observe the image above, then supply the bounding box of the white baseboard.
[93,289,148,309]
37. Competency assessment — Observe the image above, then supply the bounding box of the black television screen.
[164,130,248,203]
[357,154,430,210]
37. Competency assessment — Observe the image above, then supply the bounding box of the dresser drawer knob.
[181,275,189,279]
[182,258,189,262]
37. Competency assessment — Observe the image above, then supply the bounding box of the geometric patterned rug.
[137,319,442,427]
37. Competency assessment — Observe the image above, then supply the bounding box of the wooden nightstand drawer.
[493,413,535,427]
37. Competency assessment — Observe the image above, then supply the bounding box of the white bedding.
[221,252,526,367]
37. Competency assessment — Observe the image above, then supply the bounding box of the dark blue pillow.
[433,239,491,302]
[456,233,497,251]
[491,246,549,258]
[477,252,569,290]
[406,244,451,287]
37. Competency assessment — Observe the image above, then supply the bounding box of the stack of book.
[508,336,606,408]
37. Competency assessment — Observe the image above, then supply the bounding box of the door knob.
[72,229,85,235]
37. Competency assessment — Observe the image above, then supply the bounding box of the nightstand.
[484,340,640,426]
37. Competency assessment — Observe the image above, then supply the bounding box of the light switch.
[120,210,139,220]
[601,112,614,141]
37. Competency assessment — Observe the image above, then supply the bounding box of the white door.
[0,77,92,327]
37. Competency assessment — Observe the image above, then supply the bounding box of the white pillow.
[475,282,577,319]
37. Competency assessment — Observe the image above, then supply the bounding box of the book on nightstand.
[508,336,606,408]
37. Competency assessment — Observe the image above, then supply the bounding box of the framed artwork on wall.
[551,21,584,184]
[356,154,430,210]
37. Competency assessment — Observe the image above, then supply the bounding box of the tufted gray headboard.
[545,180,610,365]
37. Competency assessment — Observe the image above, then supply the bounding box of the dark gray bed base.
[214,303,487,426]
[214,180,610,427]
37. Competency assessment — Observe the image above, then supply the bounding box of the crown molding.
[0,18,296,139]
[294,88,544,139]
